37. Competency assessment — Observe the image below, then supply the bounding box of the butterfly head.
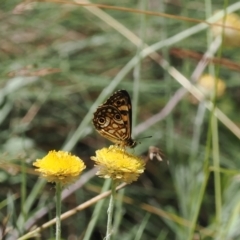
[121,138,137,148]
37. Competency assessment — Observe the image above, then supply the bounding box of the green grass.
[1,0,240,239]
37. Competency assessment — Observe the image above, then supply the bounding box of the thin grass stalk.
[189,103,206,161]
[21,159,27,223]
[159,0,174,153]
[188,6,214,240]
[187,170,210,240]
[209,37,221,230]
[156,229,168,240]
[211,0,229,227]
[212,115,221,224]
[16,179,46,233]
[187,61,214,240]
[220,201,240,239]
[112,188,124,239]
[83,179,111,240]
[132,0,146,129]
[55,182,62,240]
[187,36,223,238]
[204,0,223,225]
[106,180,117,240]
[7,193,16,236]
[134,213,150,240]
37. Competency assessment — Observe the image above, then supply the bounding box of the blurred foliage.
[1,0,240,239]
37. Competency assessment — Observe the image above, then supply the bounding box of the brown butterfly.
[92,90,137,148]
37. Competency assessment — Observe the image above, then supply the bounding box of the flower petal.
[33,150,86,185]
[91,146,145,184]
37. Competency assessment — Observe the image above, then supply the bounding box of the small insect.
[148,146,163,161]
[92,90,137,148]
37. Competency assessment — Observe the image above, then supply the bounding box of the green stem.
[83,179,111,240]
[55,182,62,240]
[21,159,27,222]
[212,115,221,224]
[106,180,117,240]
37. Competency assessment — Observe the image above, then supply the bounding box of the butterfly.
[92,90,137,148]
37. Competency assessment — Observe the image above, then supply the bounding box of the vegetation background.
[1,0,240,239]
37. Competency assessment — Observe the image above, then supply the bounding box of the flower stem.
[55,182,62,240]
[106,180,117,240]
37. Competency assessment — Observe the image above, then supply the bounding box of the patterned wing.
[104,90,132,137]
[92,90,136,148]
[92,105,129,145]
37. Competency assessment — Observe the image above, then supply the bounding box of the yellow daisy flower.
[189,74,226,104]
[197,74,226,98]
[212,13,240,47]
[33,150,86,185]
[91,145,145,184]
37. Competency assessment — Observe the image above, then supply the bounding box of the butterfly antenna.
[133,136,152,146]
[135,136,152,140]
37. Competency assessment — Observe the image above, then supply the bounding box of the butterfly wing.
[92,105,129,145]
[104,90,132,138]
[92,90,136,147]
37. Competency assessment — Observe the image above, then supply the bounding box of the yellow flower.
[33,150,86,185]
[212,13,240,47]
[91,145,145,184]
[197,74,226,98]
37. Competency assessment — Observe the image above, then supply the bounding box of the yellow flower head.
[91,146,145,184]
[33,150,86,185]
[212,13,240,47]
[198,74,226,98]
